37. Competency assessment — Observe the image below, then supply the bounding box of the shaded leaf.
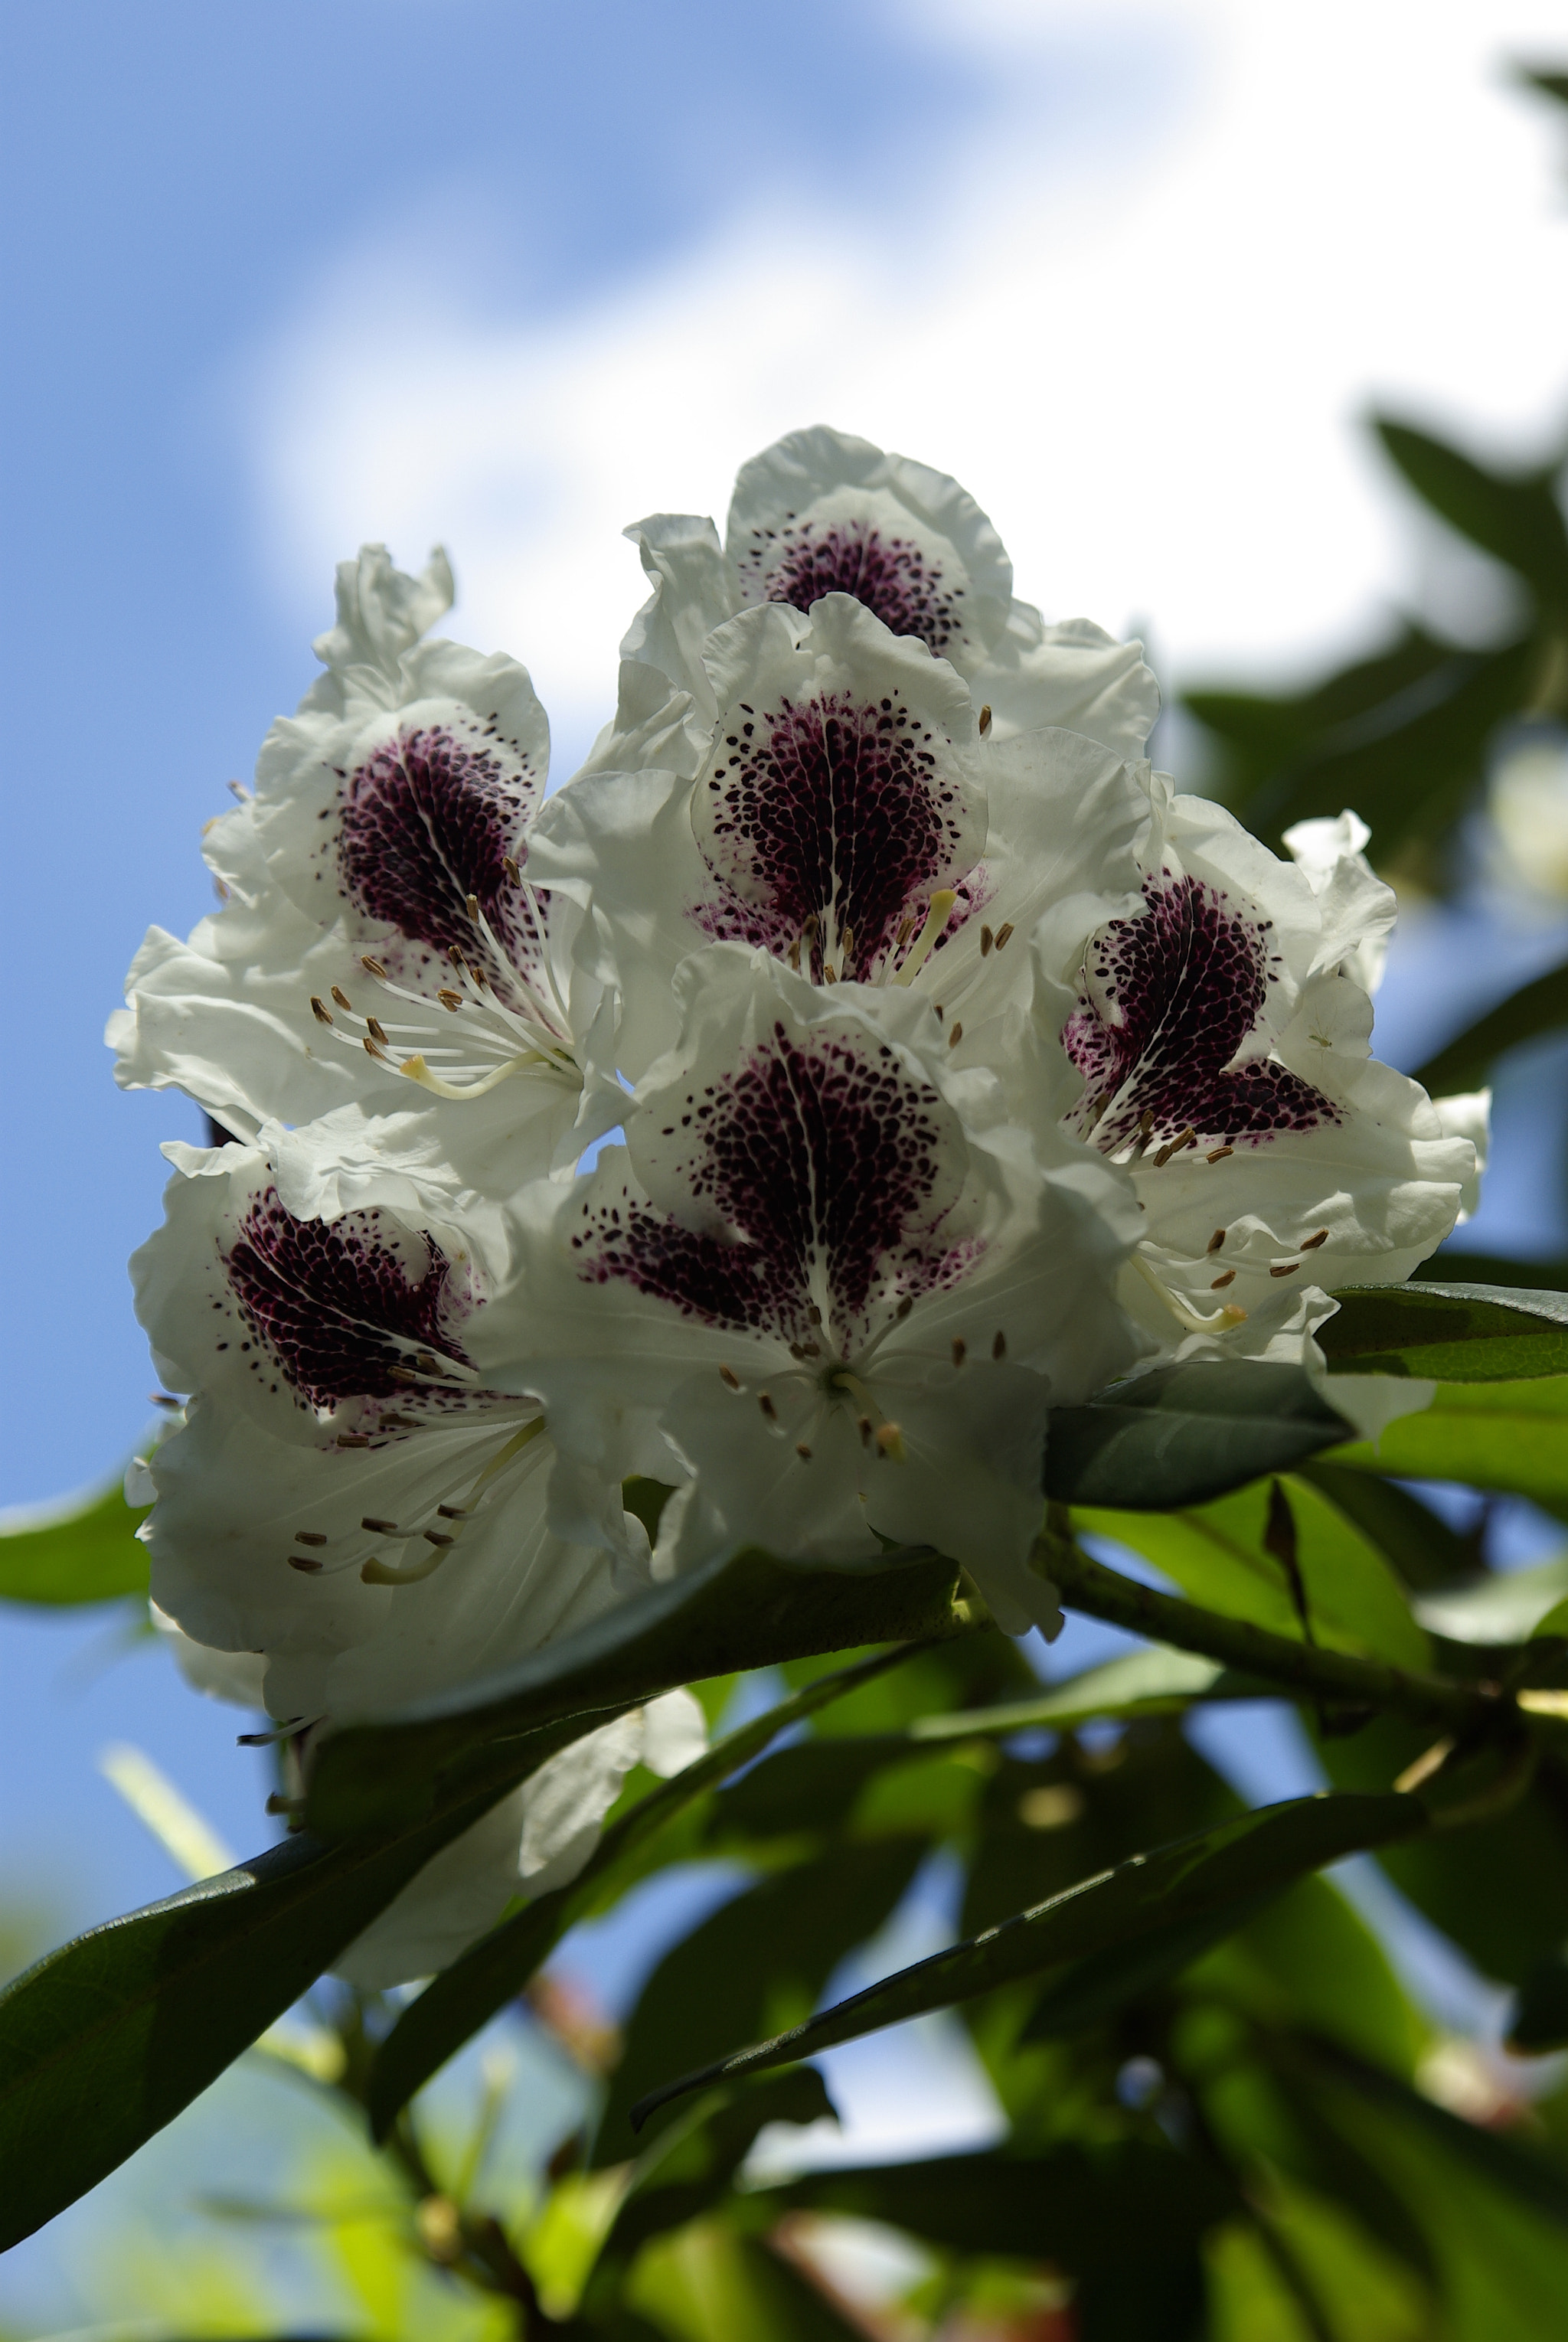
[366,1645,921,2138]
[1413,1553,1568,1645]
[1414,1248,1568,1294]
[1508,1952,1568,2053]
[597,2070,838,2263]
[631,1792,1422,2126]
[1374,418,1568,604]
[307,1544,966,1838]
[0,1477,149,1605]
[1021,1897,1272,2041]
[626,2220,867,2342]
[0,1778,537,2250]
[910,1645,1276,1741]
[1320,1283,1568,1381]
[1294,1462,1480,1592]
[1044,1364,1352,1511]
[1412,959,1568,1098]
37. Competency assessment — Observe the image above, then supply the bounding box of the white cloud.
[240,0,1568,776]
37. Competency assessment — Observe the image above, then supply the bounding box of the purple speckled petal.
[1064,871,1338,1150]
[573,1021,974,1358]
[222,1191,472,1413]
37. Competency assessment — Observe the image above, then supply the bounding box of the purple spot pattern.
[574,1026,976,1355]
[1063,872,1338,1150]
[695,691,977,982]
[221,1190,470,1414]
[738,521,964,657]
[331,720,544,982]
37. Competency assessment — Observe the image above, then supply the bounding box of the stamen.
[423,1528,456,1547]
[980,926,995,957]
[287,1553,323,1574]
[293,1530,328,1548]
[437,988,464,1011]
[896,1295,913,1320]
[788,939,802,971]
[874,1421,905,1461]
[149,1392,182,1409]
[366,1017,388,1045]
[1207,1145,1234,1164]
[361,1515,400,1534]
[1152,1127,1197,1168]
[758,1393,777,1420]
[1211,1269,1236,1289]
[947,1021,963,1047]
[795,1442,812,1460]
[978,704,993,737]
[331,986,352,1011]
[858,1416,874,1447]
[1269,1262,1299,1279]
[992,1330,1007,1360]
[720,1366,740,1390]
[466,893,482,924]
[992,923,1014,951]
[822,963,838,984]
[361,955,388,980]
[336,1432,370,1448]
[1301,1229,1329,1250]
[364,1037,389,1063]
[952,1337,967,1367]
[895,889,958,986]
[310,996,334,1027]
[1207,1229,1227,1253]
[436,1503,469,1521]
[503,854,521,885]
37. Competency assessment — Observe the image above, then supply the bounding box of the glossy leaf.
[0,1478,149,1604]
[1320,1283,1568,1381]
[910,1645,1275,1742]
[0,1780,532,2251]
[1413,959,1568,1098]
[630,1791,1422,2127]
[1043,1363,1352,1510]
[306,1543,965,1838]
[1414,1249,1568,1294]
[1327,1378,1568,1511]
[1374,418,1568,604]
[366,1645,921,2138]
[1413,1554,1568,1645]
[1078,1474,1431,1667]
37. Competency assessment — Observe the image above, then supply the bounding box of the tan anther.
[335,1432,370,1448]
[978,703,993,737]
[992,1330,1007,1360]
[758,1392,777,1420]
[788,939,802,971]
[388,1364,419,1383]
[795,1442,812,1461]
[980,925,995,956]
[1301,1228,1330,1250]
[1210,1269,1236,1290]
[436,1504,469,1520]
[720,1365,740,1390]
[502,854,521,884]
[808,1303,823,1326]
[415,1351,439,1374]
[823,962,838,984]
[952,1337,967,1367]
[1207,1229,1227,1253]
[293,1530,328,1547]
[361,1515,399,1534]
[948,1021,963,1047]
[366,1016,388,1044]
[437,988,464,1011]
[992,922,1014,951]
[840,926,854,965]
[363,1037,389,1062]
[895,913,916,946]
[874,1421,906,1461]
[287,1553,323,1573]
[1207,1145,1234,1163]
[423,1528,457,1547]
[466,892,482,924]
[310,996,333,1027]
[331,985,352,1011]
[361,955,388,980]
[1269,1262,1299,1279]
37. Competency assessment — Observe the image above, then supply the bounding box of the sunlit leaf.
[1320,1284,1568,1381]
[1295,1463,1480,1592]
[630,1792,1421,2127]
[1413,1554,1568,1645]
[0,1476,149,1604]
[1044,1364,1352,1510]
[1326,1378,1568,1510]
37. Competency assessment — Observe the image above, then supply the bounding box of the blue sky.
[4,2,1568,2311]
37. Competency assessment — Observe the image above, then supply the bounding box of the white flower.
[132,1115,647,1733]
[474,946,1147,1637]
[1282,808,1396,997]
[531,589,1152,1080]
[1031,779,1479,1388]
[581,426,1159,781]
[109,544,620,1186]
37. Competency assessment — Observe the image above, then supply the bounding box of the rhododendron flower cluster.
[113,427,1482,1981]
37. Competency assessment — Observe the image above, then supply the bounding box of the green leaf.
[1293,1462,1480,1592]
[306,1543,966,1838]
[1412,1553,1568,1645]
[629,1791,1423,2127]
[1044,1364,1353,1511]
[1374,419,1568,605]
[0,1780,533,2250]
[1414,1249,1568,1294]
[1320,1284,1568,1381]
[596,2070,838,2265]
[626,2221,868,2342]
[909,1646,1276,1742]
[1020,1898,1273,2041]
[1326,1377,1568,1510]
[365,1645,922,2138]
[1411,958,1568,1096]
[1508,1952,1568,2053]
[1079,1475,1431,1668]
[596,1836,926,2165]
[1518,66,1568,109]
[0,1476,149,1604]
